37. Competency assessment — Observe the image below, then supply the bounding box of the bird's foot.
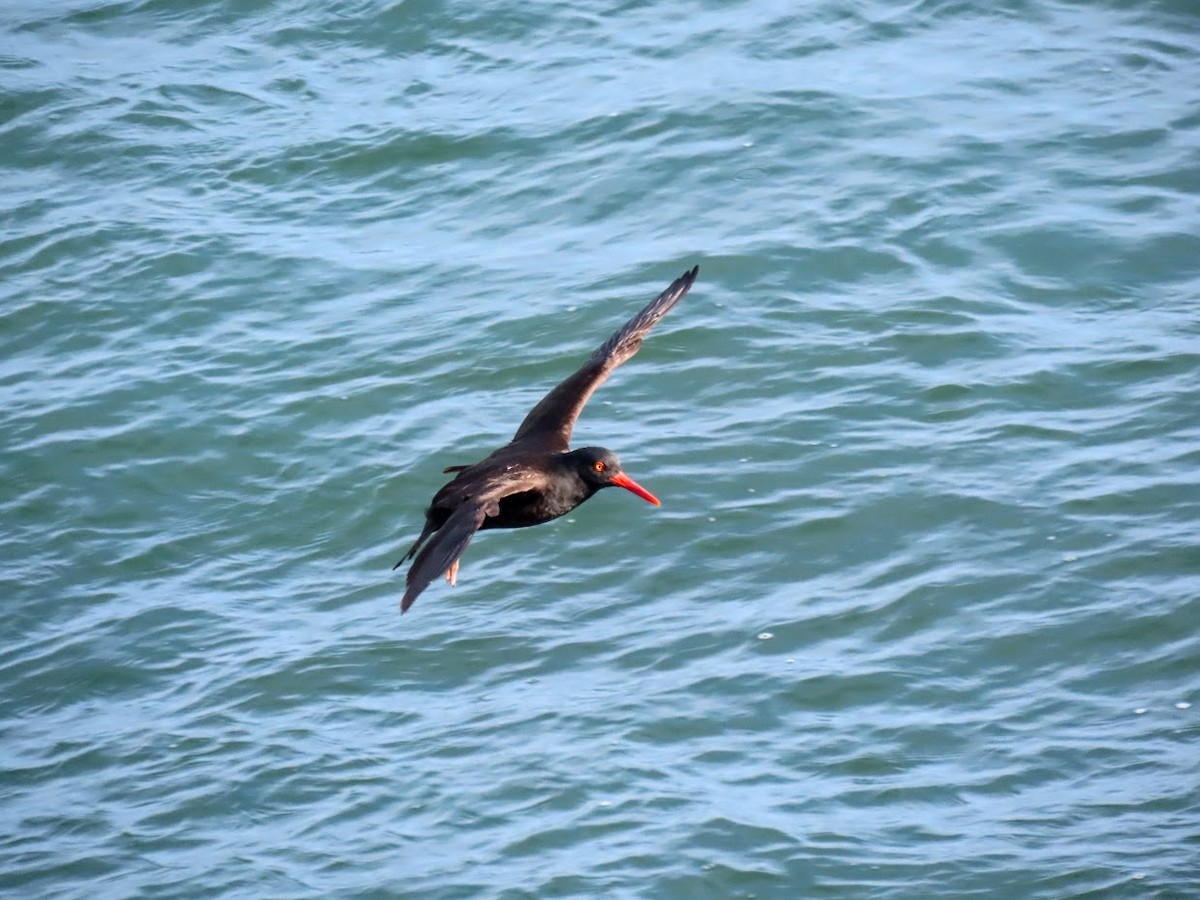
[445,559,459,587]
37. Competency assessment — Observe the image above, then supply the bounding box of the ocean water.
[2,0,1198,897]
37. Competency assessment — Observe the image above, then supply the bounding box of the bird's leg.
[445,558,460,587]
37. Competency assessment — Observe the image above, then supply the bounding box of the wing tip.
[400,578,422,613]
[665,264,699,300]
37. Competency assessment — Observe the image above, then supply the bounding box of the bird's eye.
[593,461,606,473]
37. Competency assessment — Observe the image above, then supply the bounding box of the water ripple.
[3,0,1198,897]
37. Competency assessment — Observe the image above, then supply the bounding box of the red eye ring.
[593,461,606,473]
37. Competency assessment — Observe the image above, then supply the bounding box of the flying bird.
[395,265,699,613]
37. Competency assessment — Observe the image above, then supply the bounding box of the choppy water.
[3,1,1199,897]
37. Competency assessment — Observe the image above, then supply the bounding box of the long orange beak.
[610,472,661,506]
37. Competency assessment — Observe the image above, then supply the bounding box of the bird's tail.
[393,520,434,570]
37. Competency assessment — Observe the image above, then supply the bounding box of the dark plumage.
[395,265,699,613]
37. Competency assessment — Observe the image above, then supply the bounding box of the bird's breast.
[485,484,589,530]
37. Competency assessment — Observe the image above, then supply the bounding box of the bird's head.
[571,447,660,506]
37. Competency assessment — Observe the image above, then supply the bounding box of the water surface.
[2,1,1198,897]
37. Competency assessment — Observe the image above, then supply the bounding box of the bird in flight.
[394,265,699,613]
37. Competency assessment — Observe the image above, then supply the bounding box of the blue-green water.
[3,1,1198,897]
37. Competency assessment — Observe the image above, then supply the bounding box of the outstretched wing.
[401,499,498,613]
[510,265,698,452]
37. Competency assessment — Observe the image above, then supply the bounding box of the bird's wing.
[401,498,499,613]
[510,265,698,452]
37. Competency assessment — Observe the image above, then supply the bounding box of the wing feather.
[401,500,496,613]
[510,265,698,451]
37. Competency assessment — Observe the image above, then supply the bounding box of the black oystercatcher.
[395,265,699,613]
